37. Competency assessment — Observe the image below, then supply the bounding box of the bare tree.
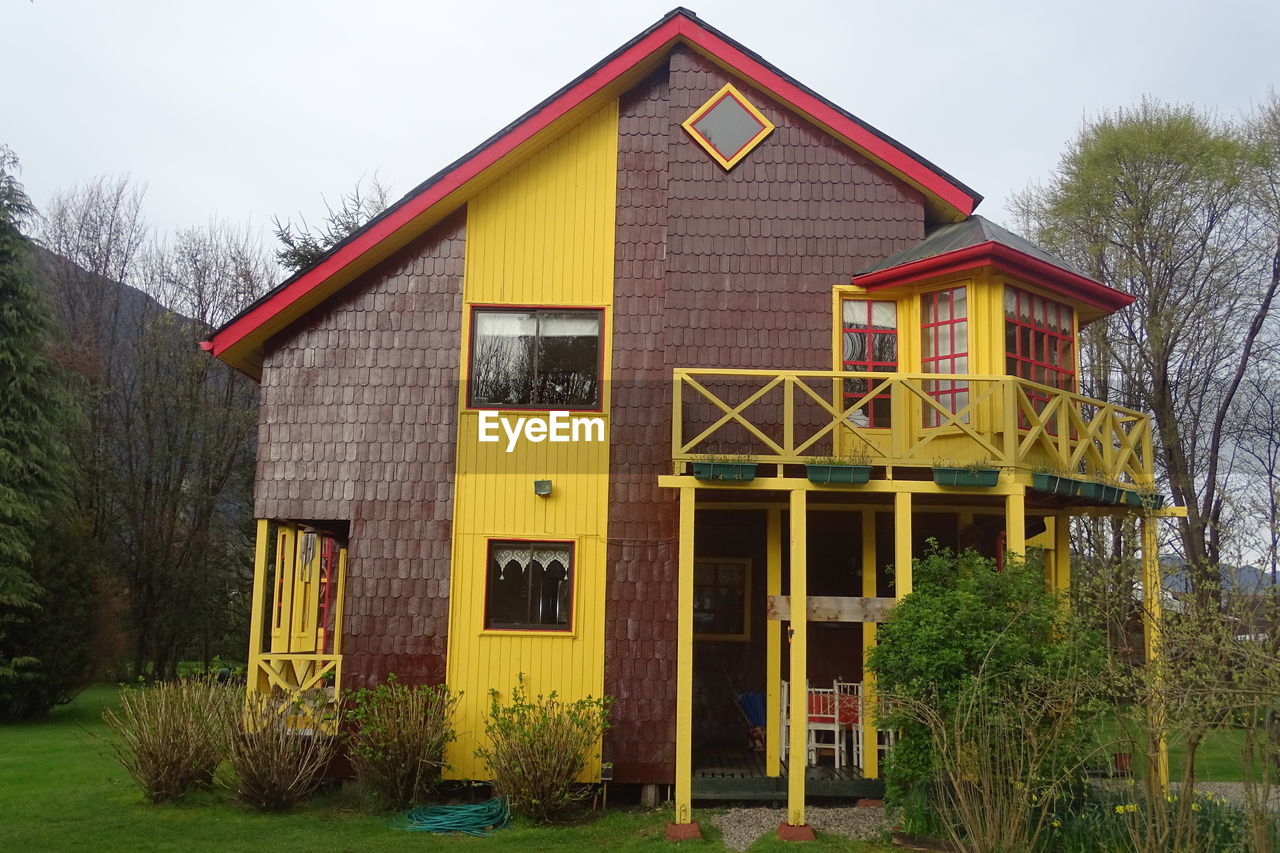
[1013,97,1280,600]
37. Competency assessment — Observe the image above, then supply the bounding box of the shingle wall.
[256,211,465,688]
[604,48,926,781]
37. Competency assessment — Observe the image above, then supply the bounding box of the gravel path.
[708,805,890,851]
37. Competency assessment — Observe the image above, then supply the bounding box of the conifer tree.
[0,146,78,714]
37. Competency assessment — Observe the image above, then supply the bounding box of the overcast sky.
[8,0,1278,261]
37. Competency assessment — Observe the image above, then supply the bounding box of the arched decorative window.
[484,540,574,631]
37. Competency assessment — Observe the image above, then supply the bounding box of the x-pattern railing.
[672,368,1154,485]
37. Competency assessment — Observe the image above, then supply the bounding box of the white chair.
[835,680,863,771]
[806,684,843,768]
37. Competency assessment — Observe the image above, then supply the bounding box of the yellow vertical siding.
[445,101,618,780]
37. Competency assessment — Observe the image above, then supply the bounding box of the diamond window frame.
[681,83,775,170]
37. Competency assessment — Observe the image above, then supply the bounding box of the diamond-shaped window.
[682,83,774,170]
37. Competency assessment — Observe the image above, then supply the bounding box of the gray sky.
[8,0,1278,255]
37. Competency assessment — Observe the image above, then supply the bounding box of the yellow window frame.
[681,83,775,170]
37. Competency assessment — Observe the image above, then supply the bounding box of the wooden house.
[203,7,1177,834]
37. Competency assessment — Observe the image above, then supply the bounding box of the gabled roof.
[853,215,1134,319]
[204,7,982,378]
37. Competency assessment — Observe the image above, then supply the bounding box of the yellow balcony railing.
[672,369,1155,486]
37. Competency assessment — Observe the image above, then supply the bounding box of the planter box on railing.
[806,464,872,485]
[1100,484,1125,504]
[692,462,757,482]
[1031,473,1080,497]
[932,467,999,487]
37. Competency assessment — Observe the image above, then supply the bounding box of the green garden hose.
[399,797,510,836]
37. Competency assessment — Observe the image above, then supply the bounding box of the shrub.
[100,677,237,803]
[868,544,1105,846]
[475,675,612,822]
[227,690,339,811]
[347,675,459,810]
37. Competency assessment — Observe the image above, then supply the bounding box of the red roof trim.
[853,241,1134,315]
[208,10,980,365]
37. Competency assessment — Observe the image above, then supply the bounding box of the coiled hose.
[399,797,510,836]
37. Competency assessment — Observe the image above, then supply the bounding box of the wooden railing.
[672,369,1154,486]
[250,653,342,733]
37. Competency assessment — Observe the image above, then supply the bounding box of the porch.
[662,369,1178,830]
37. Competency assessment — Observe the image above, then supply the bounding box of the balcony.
[671,369,1155,488]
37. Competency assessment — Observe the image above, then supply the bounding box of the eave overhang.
[206,7,982,379]
[852,240,1134,322]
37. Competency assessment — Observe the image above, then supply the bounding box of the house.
[203,7,1178,836]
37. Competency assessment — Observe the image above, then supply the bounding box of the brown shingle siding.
[605,48,926,782]
[256,211,465,689]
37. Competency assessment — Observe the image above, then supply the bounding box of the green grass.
[0,686,890,852]
[1097,713,1252,783]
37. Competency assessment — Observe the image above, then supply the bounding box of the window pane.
[951,287,967,319]
[471,311,536,405]
[536,311,601,407]
[870,301,897,330]
[842,299,867,326]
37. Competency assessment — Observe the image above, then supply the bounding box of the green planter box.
[1032,473,1080,497]
[692,462,757,482]
[932,467,999,487]
[806,464,872,485]
[1077,481,1106,501]
[1099,484,1124,504]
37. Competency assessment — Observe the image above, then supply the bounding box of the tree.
[1012,97,1280,598]
[36,178,271,678]
[0,146,83,716]
[272,173,391,273]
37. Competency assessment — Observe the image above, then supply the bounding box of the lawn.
[0,686,889,852]
[1097,713,1251,783]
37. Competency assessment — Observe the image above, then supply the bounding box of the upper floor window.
[921,287,969,426]
[468,307,602,409]
[1004,286,1075,391]
[841,299,897,428]
[485,540,573,631]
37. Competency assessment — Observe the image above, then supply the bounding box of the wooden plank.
[767,595,896,623]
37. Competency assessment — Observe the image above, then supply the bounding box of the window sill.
[481,628,577,639]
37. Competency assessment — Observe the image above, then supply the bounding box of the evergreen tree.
[0,146,84,717]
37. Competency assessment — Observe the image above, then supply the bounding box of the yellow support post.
[674,486,696,826]
[1006,487,1026,561]
[247,519,270,694]
[1053,516,1071,593]
[894,492,912,597]
[766,508,783,777]
[860,510,879,780]
[787,489,808,829]
[1141,516,1169,794]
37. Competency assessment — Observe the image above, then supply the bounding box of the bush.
[475,676,612,822]
[868,544,1104,846]
[347,675,459,810]
[227,690,339,811]
[100,677,236,803]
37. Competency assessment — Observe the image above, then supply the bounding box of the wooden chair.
[834,680,863,770]
[806,684,842,767]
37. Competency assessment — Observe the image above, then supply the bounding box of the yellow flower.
[1115,805,1125,814]
[1192,803,1200,812]
[1126,804,1138,813]
[1051,820,1061,828]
